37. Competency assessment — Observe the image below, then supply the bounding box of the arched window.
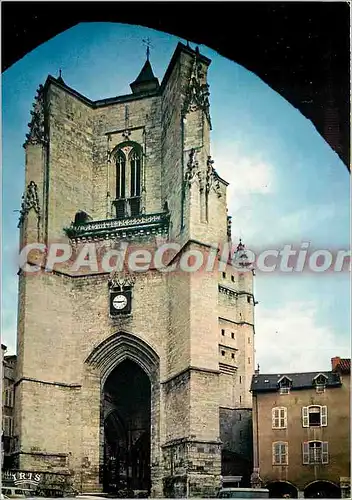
[272,441,288,465]
[302,441,329,464]
[116,151,126,200]
[113,143,142,219]
[272,407,287,429]
[302,405,327,427]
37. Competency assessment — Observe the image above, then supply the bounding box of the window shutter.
[281,443,288,465]
[302,442,309,464]
[321,406,328,426]
[272,408,278,428]
[272,442,276,464]
[281,408,287,428]
[302,406,309,427]
[322,442,329,464]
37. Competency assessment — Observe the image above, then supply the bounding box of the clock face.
[112,294,128,310]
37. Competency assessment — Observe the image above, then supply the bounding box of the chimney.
[331,356,341,371]
[255,363,260,375]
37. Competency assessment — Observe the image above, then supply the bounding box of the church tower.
[15,43,256,497]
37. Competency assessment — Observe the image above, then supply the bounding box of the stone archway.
[304,480,341,498]
[103,359,151,493]
[267,481,298,498]
[85,331,161,496]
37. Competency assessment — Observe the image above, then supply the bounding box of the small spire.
[130,46,160,95]
[237,238,245,252]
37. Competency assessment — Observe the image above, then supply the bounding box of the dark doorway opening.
[221,449,251,487]
[102,359,151,495]
[268,481,298,498]
[304,481,341,498]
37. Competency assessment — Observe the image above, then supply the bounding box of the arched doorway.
[267,481,298,498]
[103,359,151,494]
[304,480,341,498]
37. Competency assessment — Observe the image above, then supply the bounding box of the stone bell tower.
[15,42,255,497]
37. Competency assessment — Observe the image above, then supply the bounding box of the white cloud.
[255,301,350,373]
[277,204,337,238]
[212,141,276,243]
[213,142,275,202]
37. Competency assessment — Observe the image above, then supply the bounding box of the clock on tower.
[110,289,132,316]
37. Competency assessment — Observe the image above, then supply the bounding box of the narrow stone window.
[115,151,126,218]
[129,149,141,216]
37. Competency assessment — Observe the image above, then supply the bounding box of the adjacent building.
[1,344,17,469]
[251,356,351,498]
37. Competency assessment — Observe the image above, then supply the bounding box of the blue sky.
[2,23,350,371]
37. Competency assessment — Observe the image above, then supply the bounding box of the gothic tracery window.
[114,143,142,219]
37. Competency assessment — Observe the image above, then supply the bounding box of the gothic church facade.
[15,43,255,497]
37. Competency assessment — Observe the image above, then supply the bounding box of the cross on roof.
[142,37,152,60]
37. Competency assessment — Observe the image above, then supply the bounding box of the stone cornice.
[15,377,81,389]
[161,365,220,386]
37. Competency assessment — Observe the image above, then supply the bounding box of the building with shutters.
[14,42,256,497]
[1,345,17,469]
[251,357,351,498]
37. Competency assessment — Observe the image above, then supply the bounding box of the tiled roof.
[251,371,341,393]
[334,358,351,374]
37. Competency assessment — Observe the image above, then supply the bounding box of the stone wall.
[16,42,255,497]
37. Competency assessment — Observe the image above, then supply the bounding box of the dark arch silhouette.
[2,2,350,169]
[304,480,341,499]
[103,359,151,493]
[267,480,298,498]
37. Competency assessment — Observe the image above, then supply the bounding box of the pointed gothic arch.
[85,332,160,494]
[111,142,143,218]
[85,330,159,385]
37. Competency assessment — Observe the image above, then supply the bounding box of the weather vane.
[142,37,152,60]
